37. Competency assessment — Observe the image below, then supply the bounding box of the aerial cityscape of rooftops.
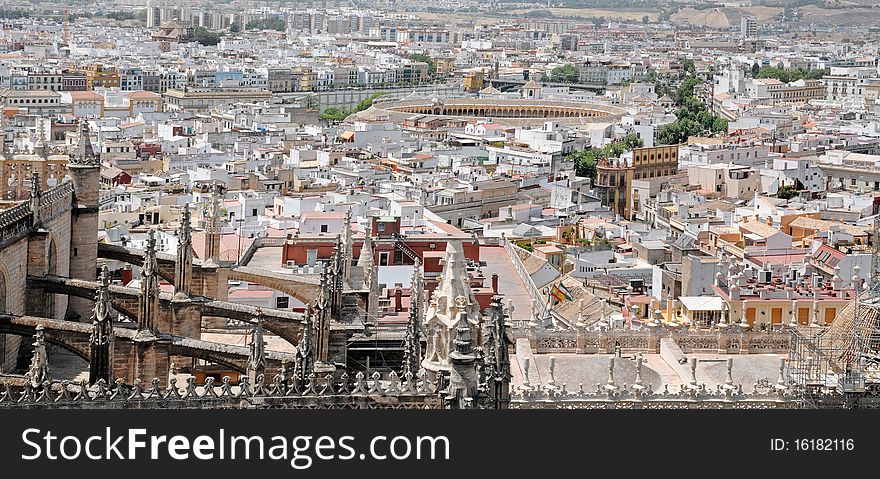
[0,0,880,410]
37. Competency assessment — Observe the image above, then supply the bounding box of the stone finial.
[607,357,616,386]
[69,119,98,165]
[725,358,734,387]
[295,307,314,382]
[575,299,585,328]
[403,258,423,377]
[30,172,42,227]
[247,309,267,380]
[450,311,475,361]
[137,229,160,336]
[28,325,49,388]
[718,302,729,329]
[810,301,820,327]
[174,204,193,298]
[547,356,557,388]
[522,357,531,389]
[739,300,750,329]
[634,355,644,388]
[94,265,111,323]
[89,265,114,385]
[776,357,786,387]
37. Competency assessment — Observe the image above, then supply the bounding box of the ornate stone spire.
[28,325,50,388]
[174,204,193,299]
[451,311,475,360]
[403,258,423,376]
[203,184,222,266]
[483,296,511,408]
[342,207,353,278]
[421,240,481,376]
[137,229,160,337]
[69,120,98,165]
[247,308,267,382]
[357,224,374,288]
[89,265,114,385]
[295,307,314,382]
[445,310,478,408]
[29,172,42,228]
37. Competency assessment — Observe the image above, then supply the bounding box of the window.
[377,223,386,232]
[251,208,257,217]
[320,224,328,233]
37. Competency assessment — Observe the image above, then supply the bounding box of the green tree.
[229,22,241,32]
[751,62,760,77]
[246,17,286,31]
[755,66,829,83]
[191,27,221,46]
[776,185,798,200]
[673,76,700,105]
[642,15,649,24]
[409,53,436,77]
[548,64,580,83]
[319,107,348,122]
[679,58,696,75]
[657,71,728,145]
[567,134,643,182]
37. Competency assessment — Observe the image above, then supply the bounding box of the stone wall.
[0,238,27,371]
[0,181,76,371]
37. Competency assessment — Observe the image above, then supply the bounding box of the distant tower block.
[66,120,100,321]
[741,14,758,40]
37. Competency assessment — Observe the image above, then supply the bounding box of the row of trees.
[656,64,728,145]
[244,17,286,31]
[751,65,829,83]
[566,134,644,182]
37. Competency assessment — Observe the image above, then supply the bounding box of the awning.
[678,296,725,311]
[339,131,355,141]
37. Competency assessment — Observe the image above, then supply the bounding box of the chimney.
[491,273,499,294]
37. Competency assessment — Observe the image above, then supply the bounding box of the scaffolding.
[788,215,880,408]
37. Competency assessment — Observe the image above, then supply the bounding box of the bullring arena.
[347,97,627,127]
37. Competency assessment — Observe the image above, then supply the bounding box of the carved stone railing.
[0,202,31,248]
[535,331,578,353]
[501,236,547,317]
[528,329,790,355]
[0,371,443,410]
[672,331,790,354]
[510,383,797,409]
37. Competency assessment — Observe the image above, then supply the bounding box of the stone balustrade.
[525,327,791,355]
